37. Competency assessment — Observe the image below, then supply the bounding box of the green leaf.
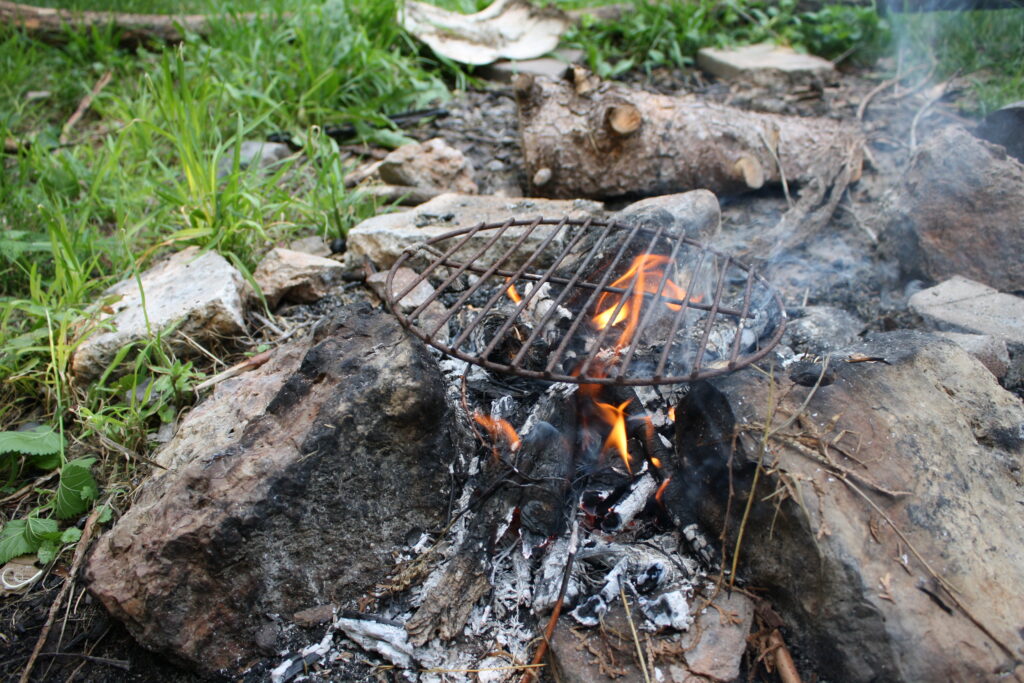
[25,516,60,544]
[60,527,83,544]
[96,505,113,525]
[53,458,99,520]
[0,426,64,457]
[37,540,59,565]
[0,520,38,565]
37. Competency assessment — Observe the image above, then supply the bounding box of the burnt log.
[85,305,460,674]
[666,330,1024,682]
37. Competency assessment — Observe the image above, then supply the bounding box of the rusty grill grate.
[385,217,787,386]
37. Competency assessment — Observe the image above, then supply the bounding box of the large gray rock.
[345,192,604,269]
[85,305,461,674]
[668,331,1024,682]
[884,126,1024,291]
[71,247,249,381]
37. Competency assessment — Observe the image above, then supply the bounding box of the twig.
[520,519,579,683]
[768,629,801,683]
[194,348,274,392]
[757,127,792,210]
[0,471,59,505]
[910,76,955,152]
[19,505,104,683]
[37,652,130,670]
[60,70,112,145]
[766,356,830,438]
[619,585,651,683]
[857,75,898,121]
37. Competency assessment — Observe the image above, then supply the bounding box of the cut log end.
[606,104,642,136]
[733,156,765,190]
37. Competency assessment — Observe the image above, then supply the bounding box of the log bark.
[0,0,258,44]
[515,69,863,201]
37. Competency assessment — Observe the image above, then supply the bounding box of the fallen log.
[515,68,864,255]
[0,0,258,45]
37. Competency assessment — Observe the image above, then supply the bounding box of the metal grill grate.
[385,217,786,385]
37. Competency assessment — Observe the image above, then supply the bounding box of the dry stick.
[619,585,652,683]
[19,504,104,683]
[0,470,58,505]
[194,348,274,392]
[60,70,112,145]
[520,520,579,683]
[768,630,802,683]
[909,76,955,151]
[839,476,1020,666]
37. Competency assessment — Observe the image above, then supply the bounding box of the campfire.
[353,215,790,678]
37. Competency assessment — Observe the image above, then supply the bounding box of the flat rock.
[71,247,248,381]
[287,235,332,258]
[697,43,835,86]
[253,247,345,308]
[612,190,721,243]
[884,126,1024,291]
[669,330,1024,682]
[937,331,1010,379]
[377,137,478,194]
[85,305,461,674]
[344,192,604,270]
[909,276,1024,345]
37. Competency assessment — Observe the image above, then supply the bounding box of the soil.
[1,55,999,682]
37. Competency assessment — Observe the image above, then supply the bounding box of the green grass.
[1,0,1022,566]
[890,8,1024,115]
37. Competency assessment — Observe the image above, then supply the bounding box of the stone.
[884,126,1024,291]
[668,330,1024,682]
[783,305,866,354]
[612,190,722,244]
[292,604,335,628]
[677,592,755,681]
[909,276,1024,346]
[85,305,461,674]
[217,141,292,178]
[253,247,345,308]
[937,332,1010,379]
[366,268,450,341]
[548,592,753,683]
[287,235,332,258]
[696,43,836,86]
[71,247,249,381]
[153,338,313,473]
[344,192,604,270]
[975,100,1024,163]
[377,137,478,194]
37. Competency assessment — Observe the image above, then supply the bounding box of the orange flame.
[593,399,632,473]
[667,405,676,422]
[593,254,694,350]
[655,477,671,505]
[473,412,521,457]
[504,278,522,304]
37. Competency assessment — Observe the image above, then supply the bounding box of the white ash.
[519,282,572,331]
[639,589,694,631]
[489,394,518,421]
[532,535,581,613]
[571,557,628,626]
[335,617,417,670]
[269,625,337,683]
